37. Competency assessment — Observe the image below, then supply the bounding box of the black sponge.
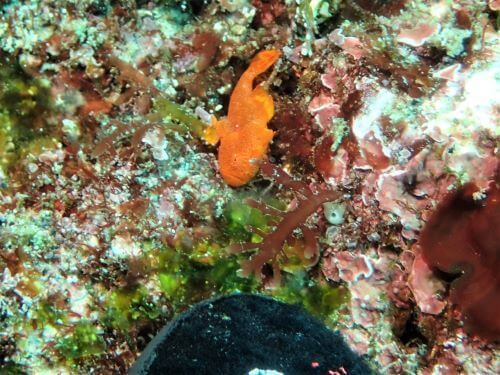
[129,294,374,375]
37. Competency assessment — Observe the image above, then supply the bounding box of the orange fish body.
[204,50,280,187]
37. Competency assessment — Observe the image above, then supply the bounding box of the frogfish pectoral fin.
[203,116,226,145]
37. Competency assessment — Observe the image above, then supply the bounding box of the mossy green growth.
[100,242,256,334]
[155,243,348,324]
[223,197,283,242]
[188,241,224,264]
[224,201,268,241]
[0,363,25,375]
[35,300,65,326]
[104,286,163,331]
[104,198,348,335]
[156,245,258,311]
[270,271,350,323]
[28,299,106,365]
[17,136,60,162]
[221,198,348,322]
[153,96,205,138]
[0,58,55,177]
[0,111,14,176]
[0,60,52,137]
[56,321,105,360]
[158,272,179,296]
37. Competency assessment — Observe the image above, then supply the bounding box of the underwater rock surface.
[0,0,499,373]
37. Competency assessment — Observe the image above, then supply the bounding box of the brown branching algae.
[0,0,499,373]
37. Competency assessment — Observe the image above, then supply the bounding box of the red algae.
[271,103,314,166]
[230,161,340,284]
[251,0,287,28]
[353,0,408,16]
[419,182,500,341]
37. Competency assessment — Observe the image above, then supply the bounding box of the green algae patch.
[152,97,206,138]
[223,197,284,242]
[16,136,60,162]
[187,241,225,265]
[158,273,180,296]
[105,286,163,331]
[0,58,56,177]
[271,272,350,322]
[155,239,347,324]
[156,245,258,310]
[0,61,52,136]
[149,197,349,323]
[0,111,15,177]
[102,243,260,337]
[225,201,267,241]
[35,300,65,327]
[186,257,259,297]
[56,321,105,360]
[0,363,25,375]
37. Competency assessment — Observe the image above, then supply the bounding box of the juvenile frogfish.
[204,49,281,187]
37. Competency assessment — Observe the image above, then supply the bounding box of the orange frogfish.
[204,49,281,187]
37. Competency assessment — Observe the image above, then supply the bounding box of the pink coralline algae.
[489,0,500,11]
[419,182,500,341]
[397,24,438,47]
[323,248,386,329]
[408,251,446,315]
[362,148,447,239]
[314,139,350,184]
[322,251,374,284]
[329,30,366,60]
[251,0,286,28]
[308,92,341,130]
[435,63,462,82]
[308,64,358,132]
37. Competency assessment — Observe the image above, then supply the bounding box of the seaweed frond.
[229,161,340,286]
